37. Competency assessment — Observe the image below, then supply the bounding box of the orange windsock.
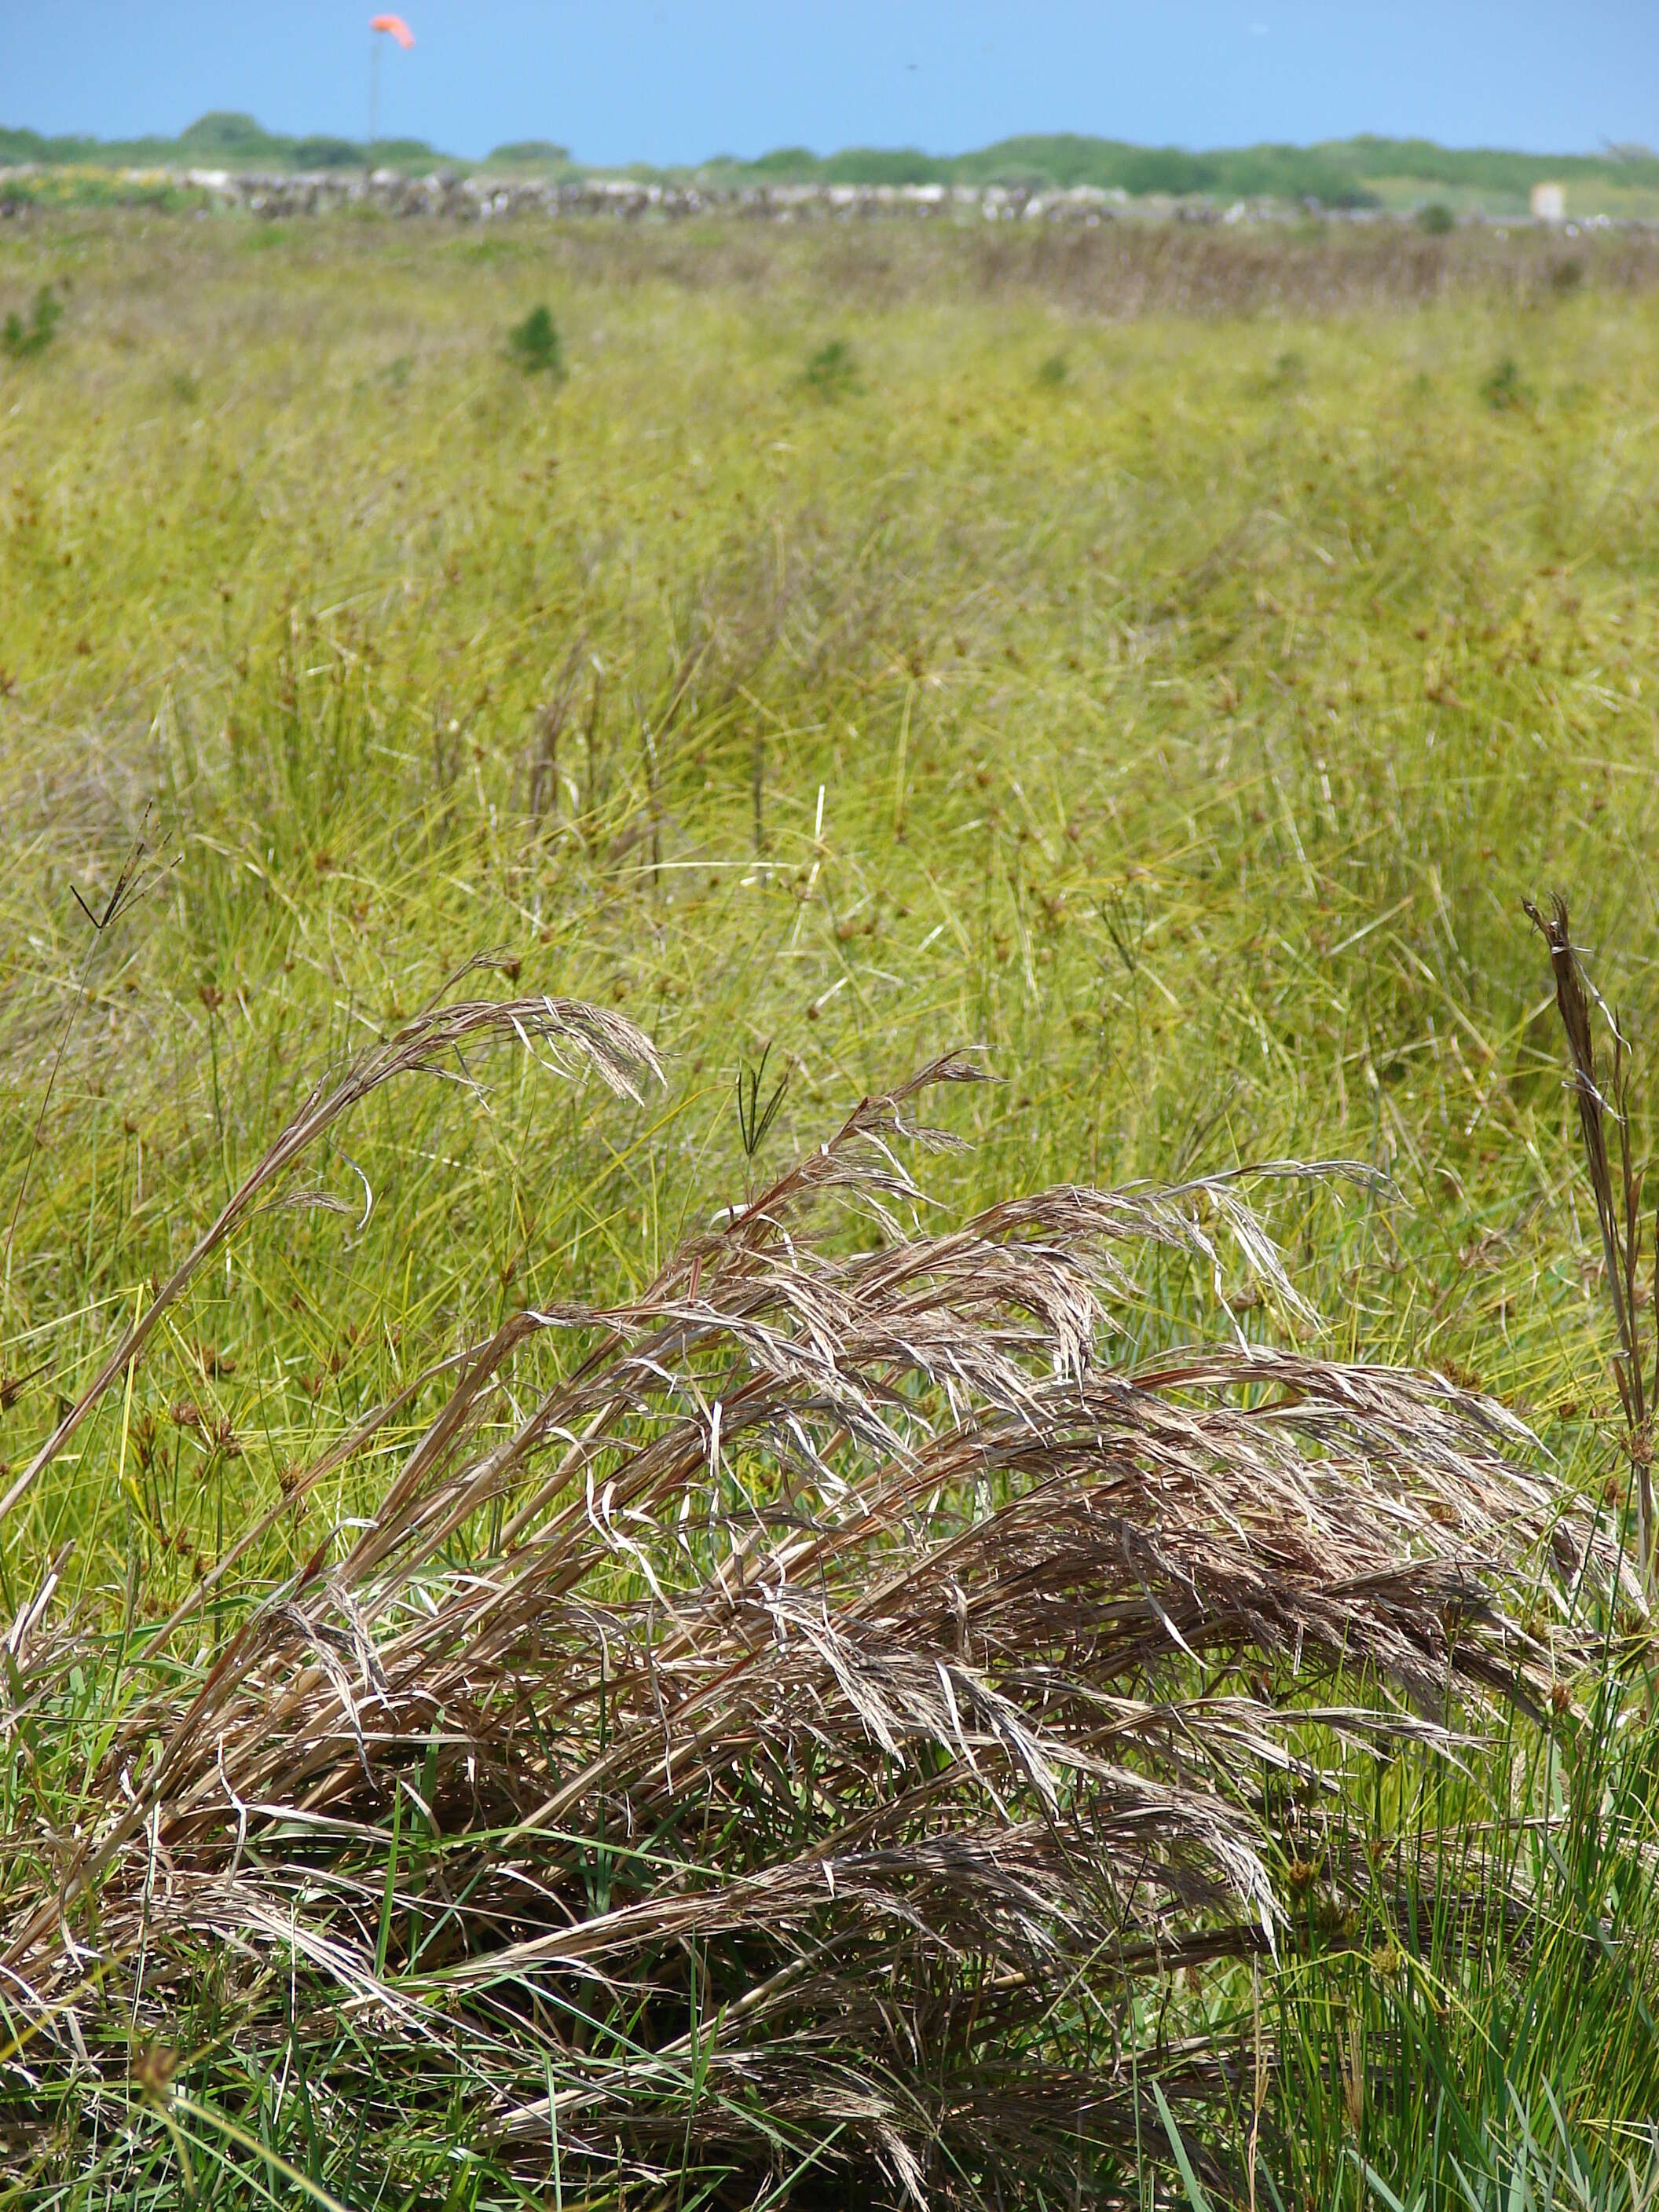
[371,13,415,49]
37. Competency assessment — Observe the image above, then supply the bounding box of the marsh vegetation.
[2,214,1659,2208]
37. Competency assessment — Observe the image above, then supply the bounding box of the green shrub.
[1418,201,1457,234]
[802,337,859,399]
[1,284,61,362]
[1036,350,1069,387]
[1247,347,1306,398]
[1481,354,1530,410]
[505,303,564,377]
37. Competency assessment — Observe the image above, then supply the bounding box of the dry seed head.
[130,2042,178,2104]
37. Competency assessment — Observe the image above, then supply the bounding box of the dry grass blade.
[0,973,659,1532]
[2,1051,1616,2207]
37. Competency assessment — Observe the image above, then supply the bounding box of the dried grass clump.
[1,1035,1615,2205]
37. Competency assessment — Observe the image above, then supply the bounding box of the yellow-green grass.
[3,214,1659,2203]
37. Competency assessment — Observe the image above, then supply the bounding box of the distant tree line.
[0,111,460,176]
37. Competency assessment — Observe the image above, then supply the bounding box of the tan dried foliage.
[0,1031,1618,2203]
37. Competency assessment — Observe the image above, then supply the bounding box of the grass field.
[4,214,1659,2208]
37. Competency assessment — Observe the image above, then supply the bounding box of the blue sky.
[3,2,1655,166]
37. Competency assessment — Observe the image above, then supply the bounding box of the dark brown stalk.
[1525,893,1655,1591]
[527,639,585,822]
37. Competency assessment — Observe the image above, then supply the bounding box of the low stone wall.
[0,165,1289,225]
[0,164,1633,231]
